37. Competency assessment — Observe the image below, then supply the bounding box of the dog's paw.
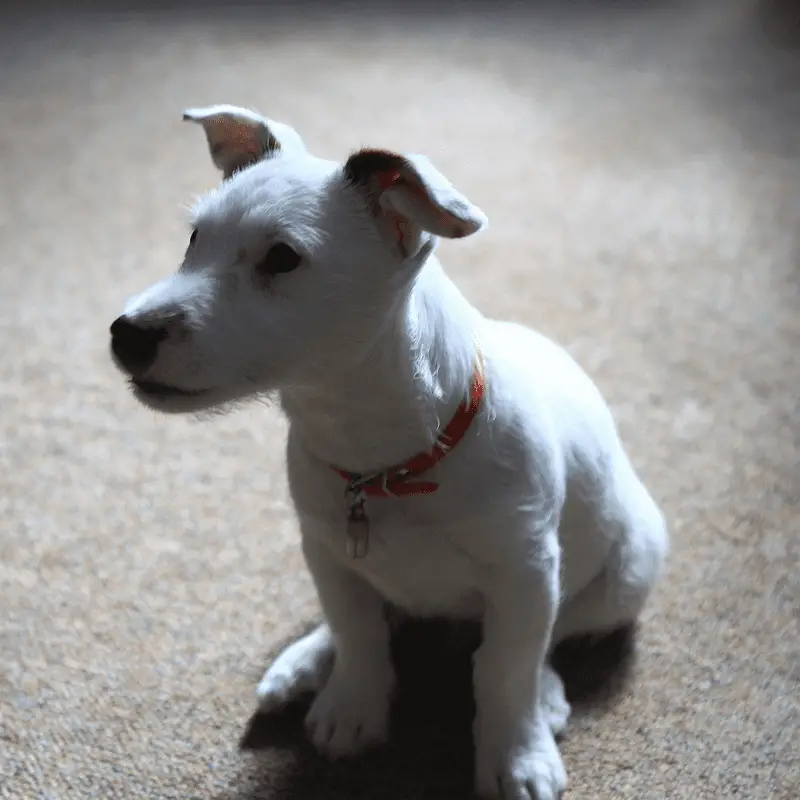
[256,625,335,713]
[304,664,393,759]
[475,722,567,800]
[540,665,571,737]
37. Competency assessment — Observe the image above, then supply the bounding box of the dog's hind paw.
[541,664,571,737]
[256,624,335,712]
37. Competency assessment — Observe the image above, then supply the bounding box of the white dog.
[110,104,668,800]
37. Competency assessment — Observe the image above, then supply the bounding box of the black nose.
[110,315,168,375]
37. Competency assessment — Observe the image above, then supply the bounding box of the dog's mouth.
[131,379,206,398]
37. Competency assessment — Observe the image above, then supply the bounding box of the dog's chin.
[129,379,231,415]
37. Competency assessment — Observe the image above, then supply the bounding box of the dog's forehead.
[193,153,340,228]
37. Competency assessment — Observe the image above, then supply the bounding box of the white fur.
[111,105,669,800]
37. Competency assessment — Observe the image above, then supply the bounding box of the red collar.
[333,344,486,499]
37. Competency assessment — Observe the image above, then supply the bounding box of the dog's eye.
[255,243,302,276]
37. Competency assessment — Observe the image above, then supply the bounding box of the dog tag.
[344,482,370,559]
[346,511,370,560]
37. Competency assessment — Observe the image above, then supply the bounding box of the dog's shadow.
[234,618,636,800]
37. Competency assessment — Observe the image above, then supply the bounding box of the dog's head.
[109,104,487,414]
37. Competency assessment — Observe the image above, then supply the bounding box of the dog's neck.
[280,255,481,475]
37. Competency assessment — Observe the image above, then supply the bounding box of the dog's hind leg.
[553,462,668,644]
[256,623,335,712]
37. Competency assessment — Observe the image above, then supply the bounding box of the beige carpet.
[1,1,798,798]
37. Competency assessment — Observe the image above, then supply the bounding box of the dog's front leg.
[473,533,566,800]
[301,534,395,759]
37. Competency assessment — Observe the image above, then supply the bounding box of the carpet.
[1,1,798,798]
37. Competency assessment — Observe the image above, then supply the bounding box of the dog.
[109,104,669,800]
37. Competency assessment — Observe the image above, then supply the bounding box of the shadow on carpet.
[235,617,636,800]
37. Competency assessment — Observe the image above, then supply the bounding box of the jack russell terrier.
[109,104,668,800]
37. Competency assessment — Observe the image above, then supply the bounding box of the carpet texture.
[1,1,798,798]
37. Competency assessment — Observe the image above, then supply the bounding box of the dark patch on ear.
[344,148,406,187]
[216,129,281,179]
[263,131,282,156]
[222,133,281,180]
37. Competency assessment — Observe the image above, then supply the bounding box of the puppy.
[110,104,668,800]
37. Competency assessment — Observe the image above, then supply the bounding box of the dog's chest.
[304,503,484,618]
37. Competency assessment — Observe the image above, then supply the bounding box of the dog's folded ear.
[183,105,306,179]
[344,149,487,258]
